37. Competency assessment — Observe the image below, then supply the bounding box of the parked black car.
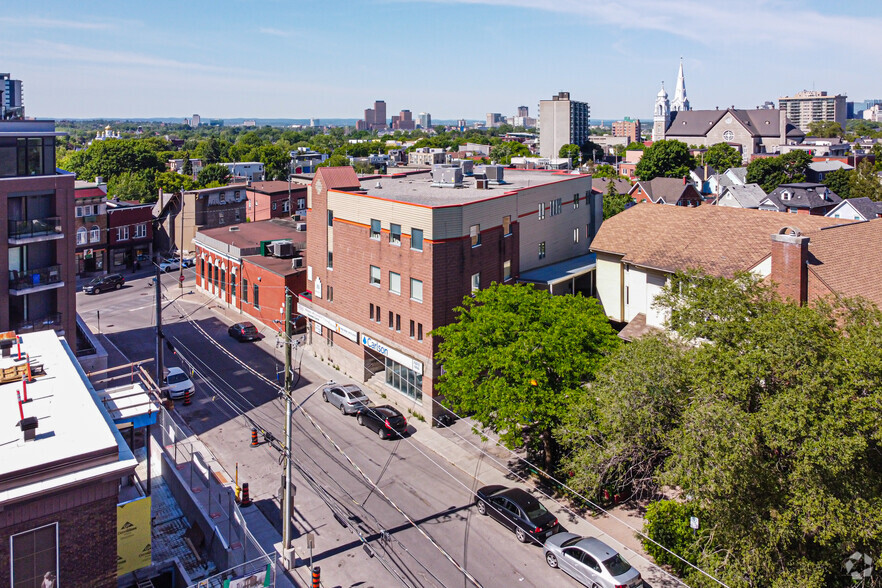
[475,485,560,544]
[228,322,260,342]
[355,405,408,439]
[84,273,125,294]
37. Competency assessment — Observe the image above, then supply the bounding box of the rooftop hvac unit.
[476,177,488,189]
[271,240,295,258]
[291,257,303,268]
[455,159,475,176]
[296,222,307,232]
[483,164,505,184]
[431,165,463,188]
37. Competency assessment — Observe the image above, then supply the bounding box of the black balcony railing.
[9,265,62,291]
[8,217,63,240]
[11,312,63,334]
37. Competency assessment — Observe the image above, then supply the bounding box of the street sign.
[690,516,699,530]
[306,533,314,549]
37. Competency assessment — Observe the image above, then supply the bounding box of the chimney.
[779,109,788,141]
[683,176,687,185]
[770,227,809,305]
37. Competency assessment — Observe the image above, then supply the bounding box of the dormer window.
[781,191,792,201]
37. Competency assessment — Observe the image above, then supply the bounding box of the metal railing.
[11,312,62,333]
[187,554,276,588]
[9,264,62,291]
[8,217,62,240]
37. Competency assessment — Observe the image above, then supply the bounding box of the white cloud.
[0,16,127,31]
[258,27,294,37]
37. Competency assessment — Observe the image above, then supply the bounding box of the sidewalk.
[184,283,685,588]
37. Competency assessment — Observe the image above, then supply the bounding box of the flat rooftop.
[351,169,588,207]
[198,218,306,248]
[0,331,134,496]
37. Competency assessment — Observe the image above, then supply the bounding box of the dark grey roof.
[763,183,841,211]
[632,177,702,205]
[691,165,717,179]
[591,177,632,194]
[666,108,802,139]
[827,197,882,220]
[667,110,726,137]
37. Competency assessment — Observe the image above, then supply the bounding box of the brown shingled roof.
[315,166,360,190]
[807,219,882,307]
[591,203,850,278]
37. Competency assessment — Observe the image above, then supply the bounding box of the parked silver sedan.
[322,383,370,415]
[544,533,643,588]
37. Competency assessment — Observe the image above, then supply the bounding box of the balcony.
[9,265,63,295]
[8,217,63,244]
[11,313,63,334]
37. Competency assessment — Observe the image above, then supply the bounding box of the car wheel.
[476,500,487,516]
[339,403,346,415]
[515,527,528,543]
[115,283,121,290]
[377,427,386,439]
[322,392,328,403]
[357,414,365,426]
[545,552,558,568]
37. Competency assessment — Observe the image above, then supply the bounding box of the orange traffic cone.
[240,482,252,507]
[251,428,259,447]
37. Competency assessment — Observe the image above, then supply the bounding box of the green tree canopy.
[634,140,696,181]
[59,138,165,183]
[592,164,619,180]
[702,142,742,172]
[580,139,604,163]
[107,170,155,202]
[602,180,632,220]
[746,151,811,192]
[197,163,231,187]
[489,141,531,164]
[807,120,845,138]
[848,159,882,201]
[155,171,197,194]
[822,167,852,199]
[558,143,581,166]
[433,283,620,469]
[316,154,351,168]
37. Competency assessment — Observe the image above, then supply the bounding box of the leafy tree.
[193,136,224,164]
[602,180,632,220]
[108,170,154,202]
[746,156,788,193]
[58,138,164,182]
[848,158,882,201]
[580,139,604,163]
[489,141,530,164]
[592,164,619,180]
[433,283,620,469]
[702,142,742,172]
[197,163,231,187]
[558,143,581,166]
[634,139,696,181]
[155,171,196,194]
[779,150,812,182]
[623,141,645,151]
[317,154,351,168]
[822,167,852,199]
[642,500,708,578]
[807,120,844,138]
[181,150,193,176]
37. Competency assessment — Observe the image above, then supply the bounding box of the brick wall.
[770,232,809,304]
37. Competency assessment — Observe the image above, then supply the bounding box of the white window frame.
[470,224,481,247]
[471,272,480,292]
[89,225,100,243]
[573,227,580,243]
[504,259,512,281]
[76,227,88,245]
[370,265,381,286]
[389,271,401,295]
[411,227,423,251]
[390,223,401,245]
[410,278,423,302]
[538,202,546,220]
[551,198,562,216]
[118,226,129,241]
[75,205,83,217]
[134,223,147,239]
[370,219,381,240]
[573,193,580,209]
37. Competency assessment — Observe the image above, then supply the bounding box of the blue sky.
[5,0,880,120]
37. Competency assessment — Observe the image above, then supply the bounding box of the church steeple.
[671,58,690,112]
[653,81,670,141]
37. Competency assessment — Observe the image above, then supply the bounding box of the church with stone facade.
[652,60,804,161]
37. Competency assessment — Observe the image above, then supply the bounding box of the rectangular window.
[11,523,58,588]
[376,305,381,323]
[395,314,401,332]
[235,190,241,201]
[90,226,100,243]
[389,271,401,294]
[388,311,394,329]
[573,193,580,209]
[574,227,580,243]
[539,241,546,259]
[327,250,333,269]
[370,303,375,320]
[272,202,277,211]
[231,276,236,299]
[75,206,83,217]
[219,192,226,203]
[220,269,226,293]
[328,209,334,226]
[410,320,415,338]
[471,272,480,292]
[504,259,512,281]
[243,278,248,302]
[503,215,511,236]
[370,265,381,286]
[117,226,129,240]
[134,223,147,238]
[470,224,481,247]
[410,278,423,302]
[418,323,423,341]
[538,202,546,220]
[253,284,260,308]
[390,223,401,245]
[551,198,562,215]
[411,228,423,251]
[370,219,381,239]
[327,285,334,302]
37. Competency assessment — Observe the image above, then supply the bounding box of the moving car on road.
[355,405,408,439]
[475,485,560,544]
[228,322,260,342]
[83,273,125,294]
[165,367,195,400]
[543,533,643,588]
[322,383,370,415]
[159,258,181,272]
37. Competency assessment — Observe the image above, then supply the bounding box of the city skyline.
[5,0,880,120]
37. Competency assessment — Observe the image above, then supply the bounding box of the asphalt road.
[77,271,585,588]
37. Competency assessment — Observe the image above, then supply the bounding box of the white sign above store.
[361,335,423,375]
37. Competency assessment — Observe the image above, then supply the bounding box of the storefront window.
[385,357,422,401]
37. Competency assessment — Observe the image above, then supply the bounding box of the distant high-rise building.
[779,90,847,132]
[486,113,505,128]
[1,73,24,119]
[189,114,201,127]
[517,106,529,118]
[310,118,319,127]
[392,110,415,130]
[358,101,388,130]
[457,119,467,131]
[539,91,591,158]
[612,118,642,143]
[418,112,432,129]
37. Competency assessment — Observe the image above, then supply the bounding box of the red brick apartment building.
[194,219,307,328]
[106,199,154,272]
[74,180,108,276]
[0,119,77,343]
[245,180,307,221]
[299,166,602,421]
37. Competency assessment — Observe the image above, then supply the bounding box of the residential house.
[193,219,307,329]
[708,166,748,196]
[825,197,882,221]
[106,199,153,272]
[759,183,841,215]
[167,158,204,177]
[245,180,306,221]
[589,203,862,338]
[689,165,717,195]
[152,184,248,257]
[629,177,703,206]
[220,162,264,182]
[74,180,108,276]
[717,183,767,209]
[806,160,853,183]
[591,178,632,197]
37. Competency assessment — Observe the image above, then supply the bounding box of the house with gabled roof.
[759,183,841,215]
[708,166,748,196]
[589,203,866,339]
[717,183,767,209]
[629,177,703,207]
[825,197,882,221]
[806,160,853,183]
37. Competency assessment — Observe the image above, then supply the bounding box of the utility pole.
[178,190,185,290]
[282,292,294,552]
[154,263,163,388]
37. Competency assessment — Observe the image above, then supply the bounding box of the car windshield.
[524,501,548,520]
[89,278,102,285]
[167,373,189,384]
[603,554,632,576]
[561,537,582,548]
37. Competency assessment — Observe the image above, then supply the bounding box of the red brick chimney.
[770,227,809,304]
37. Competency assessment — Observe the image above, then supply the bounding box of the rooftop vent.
[375,181,382,189]
[229,226,240,232]
[20,416,38,442]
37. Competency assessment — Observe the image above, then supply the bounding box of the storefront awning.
[517,253,596,286]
